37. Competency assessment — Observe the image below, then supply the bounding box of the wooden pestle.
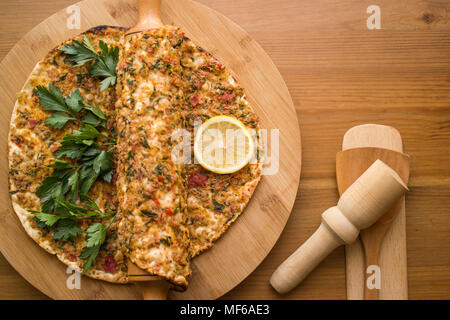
[270,159,408,294]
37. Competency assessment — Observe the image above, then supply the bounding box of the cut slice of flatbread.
[115,26,191,290]
[178,30,263,258]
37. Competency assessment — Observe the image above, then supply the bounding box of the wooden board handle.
[127,261,169,299]
[139,280,170,300]
[270,160,408,294]
[126,0,163,35]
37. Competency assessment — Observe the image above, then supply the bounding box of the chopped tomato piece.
[187,170,209,188]
[190,95,199,106]
[221,93,235,103]
[28,119,37,128]
[68,254,77,262]
[103,255,118,274]
[194,79,203,89]
[152,196,160,206]
[165,208,173,216]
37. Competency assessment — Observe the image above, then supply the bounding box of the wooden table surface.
[0,0,449,300]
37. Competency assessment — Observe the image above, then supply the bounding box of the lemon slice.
[194,115,254,174]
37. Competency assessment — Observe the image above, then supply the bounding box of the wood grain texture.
[0,0,300,300]
[1,0,450,299]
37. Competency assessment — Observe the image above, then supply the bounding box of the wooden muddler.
[270,159,408,294]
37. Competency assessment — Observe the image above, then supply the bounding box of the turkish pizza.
[8,25,261,289]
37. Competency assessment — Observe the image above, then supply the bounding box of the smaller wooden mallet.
[270,159,408,294]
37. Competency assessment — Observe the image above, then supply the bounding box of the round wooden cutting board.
[0,0,301,299]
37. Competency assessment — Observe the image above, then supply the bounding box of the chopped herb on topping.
[224,216,234,225]
[150,59,161,70]
[154,164,164,175]
[173,38,183,48]
[140,134,150,148]
[213,199,224,212]
[141,210,158,220]
[160,236,171,247]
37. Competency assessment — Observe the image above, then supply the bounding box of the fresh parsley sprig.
[60,35,119,91]
[31,67,118,273]
[35,84,107,130]
[31,199,116,271]
[89,41,119,91]
[34,84,114,208]
[37,138,114,212]
[59,35,97,67]
[79,214,116,273]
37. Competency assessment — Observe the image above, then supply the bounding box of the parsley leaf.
[31,199,115,250]
[60,35,97,67]
[81,194,100,211]
[80,215,116,273]
[85,223,107,247]
[45,112,76,129]
[65,89,83,114]
[79,246,100,273]
[67,169,80,202]
[82,111,101,126]
[52,219,82,241]
[80,172,99,195]
[81,101,106,120]
[89,41,119,91]
[30,211,61,227]
[93,150,113,175]
[35,85,110,130]
[36,84,67,113]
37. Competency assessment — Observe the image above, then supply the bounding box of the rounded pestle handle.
[270,160,408,294]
